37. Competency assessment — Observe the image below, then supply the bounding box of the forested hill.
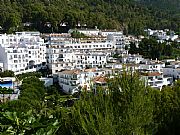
[0,0,179,34]
[138,0,180,13]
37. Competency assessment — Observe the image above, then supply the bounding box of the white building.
[141,72,173,90]
[139,60,165,73]
[58,68,111,94]
[58,69,91,94]
[47,34,113,74]
[100,30,123,37]
[145,29,178,41]
[48,50,110,74]
[0,32,46,74]
[163,62,180,79]
[45,33,73,73]
[121,54,144,64]
[65,40,113,51]
[45,33,72,45]
[107,33,127,49]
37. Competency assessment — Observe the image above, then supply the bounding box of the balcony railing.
[71,77,77,80]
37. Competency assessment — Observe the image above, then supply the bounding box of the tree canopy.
[0,0,179,34]
[129,39,180,60]
[0,72,180,134]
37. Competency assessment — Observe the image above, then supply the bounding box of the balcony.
[71,77,77,80]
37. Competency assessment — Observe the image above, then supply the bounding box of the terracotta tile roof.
[61,69,80,75]
[140,72,161,76]
[146,72,161,76]
[84,68,96,72]
[93,76,107,83]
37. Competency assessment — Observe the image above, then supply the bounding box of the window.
[13,50,17,53]
[14,55,17,58]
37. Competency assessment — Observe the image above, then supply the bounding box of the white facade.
[0,62,4,71]
[163,67,180,79]
[100,31,123,37]
[107,33,126,49]
[139,61,165,73]
[63,52,109,69]
[141,72,173,90]
[65,41,113,51]
[48,50,109,74]
[162,61,180,79]
[145,29,178,41]
[58,69,93,94]
[0,32,46,74]
[58,68,110,94]
[121,54,144,64]
[47,34,114,74]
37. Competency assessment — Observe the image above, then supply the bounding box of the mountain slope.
[0,0,179,34]
[138,0,180,13]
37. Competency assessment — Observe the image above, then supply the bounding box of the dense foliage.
[16,72,42,81]
[0,70,14,77]
[0,73,180,134]
[129,38,180,60]
[71,30,87,38]
[0,0,179,35]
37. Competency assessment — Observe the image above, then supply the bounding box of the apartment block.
[0,32,46,74]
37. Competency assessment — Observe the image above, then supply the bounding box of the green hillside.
[139,0,180,13]
[0,0,179,34]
